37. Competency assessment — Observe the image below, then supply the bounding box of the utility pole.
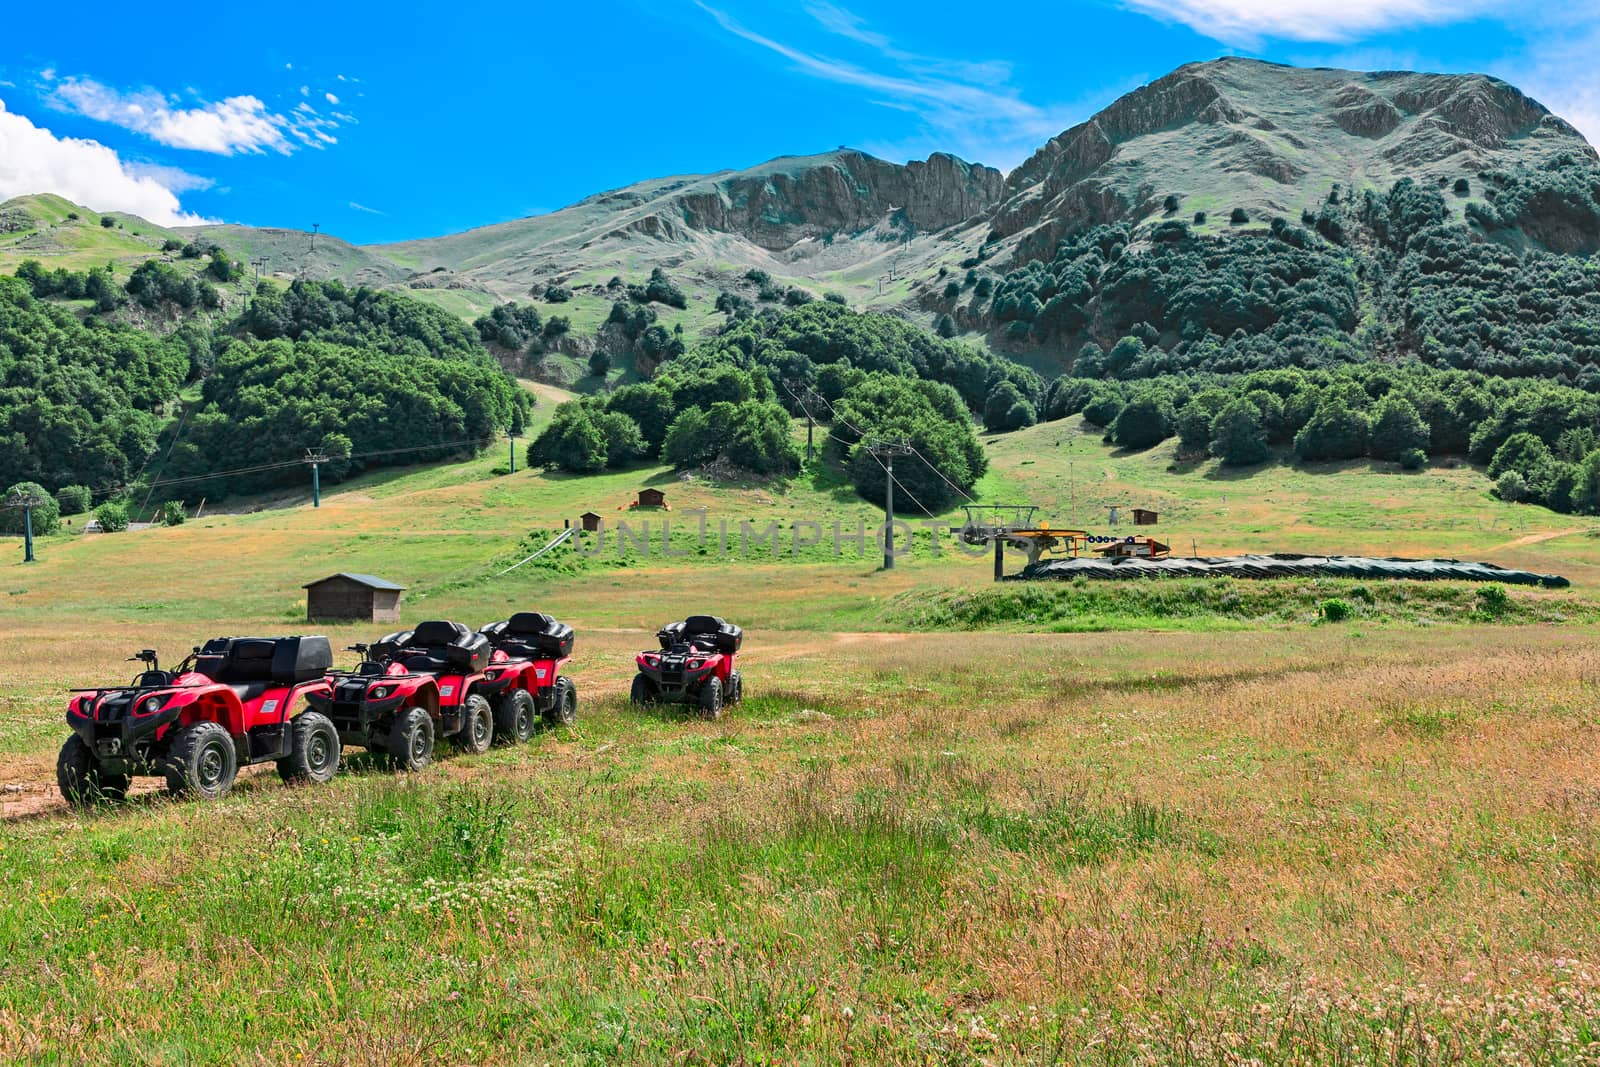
[310,223,320,253]
[867,438,913,570]
[786,381,822,463]
[5,488,46,563]
[305,447,327,508]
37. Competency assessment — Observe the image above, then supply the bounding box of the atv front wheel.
[494,689,536,745]
[547,677,578,727]
[163,721,239,800]
[697,677,724,721]
[278,712,340,785]
[455,695,494,755]
[56,735,130,807]
[728,670,743,705]
[630,674,656,706]
[388,707,435,772]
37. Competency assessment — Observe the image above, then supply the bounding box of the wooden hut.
[579,511,603,532]
[1132,508,1159,526]
[635,487,667,509]
[303,573,404,623]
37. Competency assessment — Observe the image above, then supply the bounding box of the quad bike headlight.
[137,695,166,715]
[687,658,703,669]
[372,686,391,699]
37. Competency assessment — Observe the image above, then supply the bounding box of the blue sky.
[0,0,1595,243]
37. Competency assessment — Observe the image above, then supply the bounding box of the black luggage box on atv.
[657,615,742,655]
[406,621,492,673]
[196,636,333,684]
[480,612,575,659]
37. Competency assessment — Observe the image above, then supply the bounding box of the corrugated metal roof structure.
[1016,553,1569,588]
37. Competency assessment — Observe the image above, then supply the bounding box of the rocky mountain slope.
[987,57,1596,265]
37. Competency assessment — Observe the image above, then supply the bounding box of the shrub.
[1,482,61,535]
[1368,394,1430,460]
[55,484,92,516]
[1495,470,1528,502]
[1229,207,1249,224]
[1209,399,1270,465]
[1163,194,1181,213]
[935,313,957,338]
[1193,211,1207,225]
[159,500,186,526]
[1111,396,1174,450]
[543,285,571,303]
[1476,584,1510,616]
[100,216,115,228]
[1398,447,1427,470]
[1320,598,1352,622]
[94,501,130,533]
[588,350,612,377]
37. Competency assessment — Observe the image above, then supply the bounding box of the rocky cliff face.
[654,150,1003,250]
[987,58,1597,263]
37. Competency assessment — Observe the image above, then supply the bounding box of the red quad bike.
[631,616,743,720]
[60,637,338,806]
[311,620,513,771]
[477,612,578,741]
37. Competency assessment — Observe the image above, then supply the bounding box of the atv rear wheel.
[163,722,239,800]
[697,677,724,721]
[56,735,130,807]
[547,677,577,727]
[630,673,656,706]
[278,712,340,785]
[728,670,743,705]
[455,695,494,755]
[494,689,536,745]
[388,707,435,772]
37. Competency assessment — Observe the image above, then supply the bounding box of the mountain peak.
[989,58,1594,258]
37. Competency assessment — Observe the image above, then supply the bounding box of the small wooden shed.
[303,573,405,623]
[1132,508,1159,526]
[579,511,603,532]
[635,487,667,509]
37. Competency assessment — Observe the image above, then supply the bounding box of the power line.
[781,380,959,515]
[909,444,977,504]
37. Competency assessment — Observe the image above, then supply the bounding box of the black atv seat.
[657,616,742,654]
[400,620,490,673]
[479,612,575,659]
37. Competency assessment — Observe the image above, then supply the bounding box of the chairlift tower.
[866,437,914,570]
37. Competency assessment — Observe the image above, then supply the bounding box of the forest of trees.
[959,167,1600,388]
[0,269,529,504]
[1043,361,1600,513]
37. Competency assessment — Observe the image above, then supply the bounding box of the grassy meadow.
[3,410,1600,1063]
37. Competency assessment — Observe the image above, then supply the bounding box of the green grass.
[5,402,1600,1063]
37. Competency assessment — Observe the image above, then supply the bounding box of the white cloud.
[50,74,347,155]
[1116,0,1512,45]
[300,85,309,96]
[348,201,384,215]
[325,92,339,105]
[696,1,1084,168]
[0,98,210,224]
[126,161,214,194]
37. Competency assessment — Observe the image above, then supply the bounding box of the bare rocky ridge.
[986,58,1595,266]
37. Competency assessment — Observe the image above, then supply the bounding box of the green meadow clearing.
[3,406,1599,1064]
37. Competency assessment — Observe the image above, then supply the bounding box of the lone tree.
[588,350,613,378]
